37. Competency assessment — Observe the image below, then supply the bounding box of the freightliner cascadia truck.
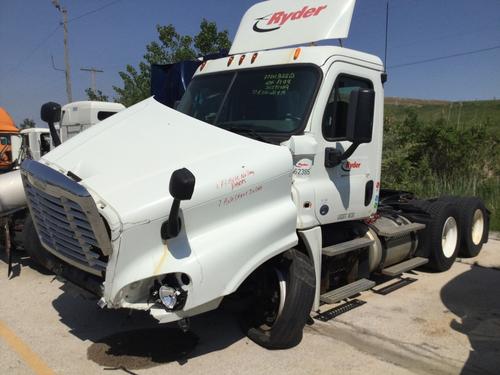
[19,0,489,349]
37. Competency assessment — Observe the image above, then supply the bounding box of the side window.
[322,75,373,141]
[97,111,118,121]
[40,134,51,155]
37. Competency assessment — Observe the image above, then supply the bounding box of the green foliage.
[19,118,36,129]
[113,20,231,107]
[85,88,110,102]
[382,106,500,230]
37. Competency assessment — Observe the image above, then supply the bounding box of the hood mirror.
[40,102,62,147]
[161,168,196,240]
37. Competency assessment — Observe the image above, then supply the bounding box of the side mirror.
[40,102,62,147]
[325,89,375,168]
[161,168,196,240]
[41,102,61,123]
[346,89,375,144]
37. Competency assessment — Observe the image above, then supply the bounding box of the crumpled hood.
[42,97,293,225]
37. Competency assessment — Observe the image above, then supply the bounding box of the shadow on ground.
[0,248,246,371]
[51,283,245,371]
[441,264,500,375]
[0,247,53,278]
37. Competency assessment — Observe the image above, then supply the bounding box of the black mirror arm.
[325,142,360,168]
[161,199,181,240]
[48,121,61,147]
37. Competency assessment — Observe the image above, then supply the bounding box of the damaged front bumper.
[20,159,215,323]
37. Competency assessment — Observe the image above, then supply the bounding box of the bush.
[382,109,500,230]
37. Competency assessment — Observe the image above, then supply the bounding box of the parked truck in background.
[0,107,21,174]
[19,0,489,349]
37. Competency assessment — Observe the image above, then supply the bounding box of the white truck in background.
[20,0,489,349]
[18,128,52,161]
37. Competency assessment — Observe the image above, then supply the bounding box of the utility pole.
[52,0,73,103]
[80,67,104,92]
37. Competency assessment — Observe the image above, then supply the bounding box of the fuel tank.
[0,170,26,216]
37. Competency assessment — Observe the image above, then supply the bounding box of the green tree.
[85,88,110,102]
[113,19,231,107]
[19,118,36,129]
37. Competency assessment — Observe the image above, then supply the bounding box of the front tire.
[244,249,315,349]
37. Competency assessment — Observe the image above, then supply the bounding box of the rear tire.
[421,202,461,272]
[440,197,489,258]
[244,249,315,349]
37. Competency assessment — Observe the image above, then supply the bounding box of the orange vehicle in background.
[0,107,20,173]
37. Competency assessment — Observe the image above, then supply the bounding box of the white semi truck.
[19,0,489,349]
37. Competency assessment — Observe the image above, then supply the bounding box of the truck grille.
[21,160,112,277]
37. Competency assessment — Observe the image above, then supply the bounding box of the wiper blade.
[226,126,269,143]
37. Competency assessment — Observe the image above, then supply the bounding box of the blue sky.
[1,0,499,125]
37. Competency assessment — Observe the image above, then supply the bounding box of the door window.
[323,75,373,141]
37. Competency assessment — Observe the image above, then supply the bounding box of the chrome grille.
[21,160,112,277]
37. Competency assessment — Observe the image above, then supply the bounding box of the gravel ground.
[0,237,498,375]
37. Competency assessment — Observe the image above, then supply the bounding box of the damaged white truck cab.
[20,0,489,349]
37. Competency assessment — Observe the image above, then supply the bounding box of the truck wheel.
[443,197,489,258]
[425,202,461,272]
[23,216,58,272]
[244,249,315,349]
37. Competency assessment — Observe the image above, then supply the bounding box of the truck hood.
[42,97,294,226]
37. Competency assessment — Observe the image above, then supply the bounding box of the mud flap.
[3,220,13,277]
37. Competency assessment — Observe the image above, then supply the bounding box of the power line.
[67,0,125,23]
[391,22,500,49]
[389,44,500,69]
[4,25,60,75]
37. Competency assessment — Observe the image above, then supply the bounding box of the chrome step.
[382,257,429,277]
[320,278,375,305]
[322,237,374,257]
[372,222,426,238]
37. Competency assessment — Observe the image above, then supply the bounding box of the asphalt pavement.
[0,236,499,375]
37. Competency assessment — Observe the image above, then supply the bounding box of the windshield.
[177,65,320,140]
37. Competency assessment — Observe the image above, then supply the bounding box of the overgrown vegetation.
[383,100,500,230]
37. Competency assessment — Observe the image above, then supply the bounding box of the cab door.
[309,61,383,225]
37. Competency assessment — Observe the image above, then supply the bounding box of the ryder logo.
[341,161,361,172]
[253,5,328,33]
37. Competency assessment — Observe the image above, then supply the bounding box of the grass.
[401,175,500,232]
[384,98,500,231]
[385,98,500,136]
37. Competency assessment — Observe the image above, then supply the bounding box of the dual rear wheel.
[413,197,489,271]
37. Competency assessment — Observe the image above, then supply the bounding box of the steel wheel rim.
[275,268,286,319]
[441,216,458,258]
[259,267,286,331]
[471,209,484,246]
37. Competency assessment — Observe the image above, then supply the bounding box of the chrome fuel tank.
[0,170,26,216]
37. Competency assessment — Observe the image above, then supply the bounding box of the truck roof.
[20,128,50,135]
[61,101,125,112]
[196,45,383,77]
[0,107,18,134]
[230,0,357,55]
